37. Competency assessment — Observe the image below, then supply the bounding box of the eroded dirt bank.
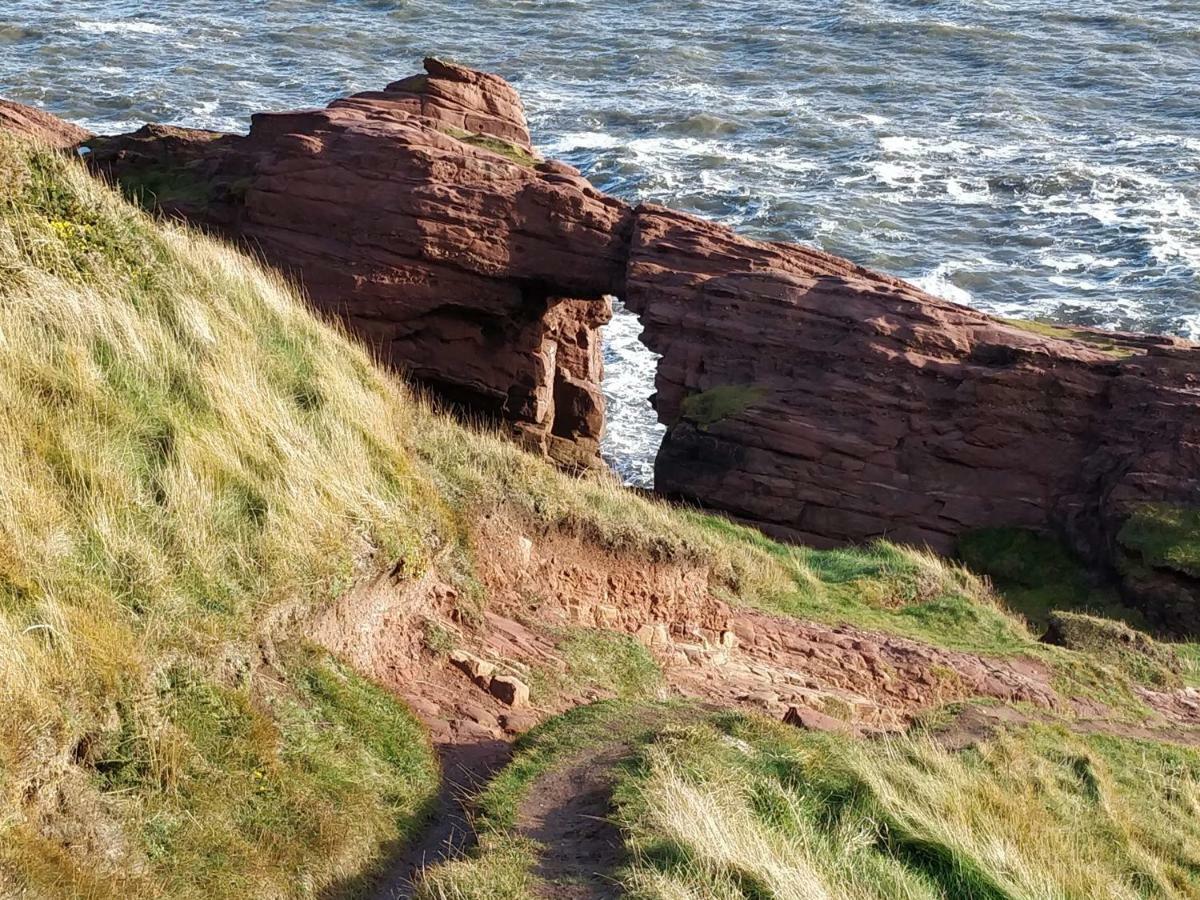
[306,513,1200,896]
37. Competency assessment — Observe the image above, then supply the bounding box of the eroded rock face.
[623,205,1200,621]
[2,64,1196,622]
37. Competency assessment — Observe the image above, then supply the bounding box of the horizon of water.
[3,0,1197,485]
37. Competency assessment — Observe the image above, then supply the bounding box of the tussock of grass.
[615,714,1200,899]
[1046,611,1185,689]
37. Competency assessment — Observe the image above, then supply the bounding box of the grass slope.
[614,713,1200,899]
[2,138,1195,896]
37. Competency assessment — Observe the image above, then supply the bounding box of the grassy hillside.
[1,137,1197,898]
[616,713,1200,899]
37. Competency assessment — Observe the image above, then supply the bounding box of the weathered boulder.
[334,57,534,150]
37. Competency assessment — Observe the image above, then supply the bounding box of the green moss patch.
[957,527,1140,631]
[679,384,768,430]
[438,125,540,168]
[1118,503,1200,578]
[999,317,1139,358]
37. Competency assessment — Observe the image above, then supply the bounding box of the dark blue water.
[3,0,1198,484]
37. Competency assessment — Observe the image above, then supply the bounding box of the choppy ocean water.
[3,0,1198,485]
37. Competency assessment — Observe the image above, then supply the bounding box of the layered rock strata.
[84,59,630,468]
[3,61,1196,623]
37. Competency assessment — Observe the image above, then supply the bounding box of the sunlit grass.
[615,714,1200,900]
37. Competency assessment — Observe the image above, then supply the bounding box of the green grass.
[958,527,1143,632]
[528,628,663,705]
[115,166,214,212]
[613,712,1200,899]
[1118,503,1200,578]
[678,384,768,429]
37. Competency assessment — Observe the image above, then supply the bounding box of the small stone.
[720,630,739,650]
[449,650,495,682]
[460,702,497,728]
[499,711,538,735]
[593,605,620,628]
[782,705,854,734]
[488,674,530,708]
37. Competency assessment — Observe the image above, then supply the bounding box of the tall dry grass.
[616,716,1200,900]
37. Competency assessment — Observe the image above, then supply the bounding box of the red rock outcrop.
[623,205,1200,625]
[0,99,92,148]
[3,63,1196,625]
[81,59,630,468]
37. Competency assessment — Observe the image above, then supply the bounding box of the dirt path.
[370,739,510,900]
[518,742,629,899]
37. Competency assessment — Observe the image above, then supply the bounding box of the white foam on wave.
[1148,228,1200,271]
[76,20,174,36]
[1179,313,1200,342]
[912,262,974,306]
[600,300,664,488]
[1039,251,1122,273]
[870,159,930,189]
[879,135,973,157]
[946,177,990,204]
[552,131,622,152]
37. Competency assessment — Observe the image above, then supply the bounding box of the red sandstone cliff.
[2,61,1196,627]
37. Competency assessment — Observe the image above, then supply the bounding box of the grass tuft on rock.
[1118,503,1200,578]
[679,383,768,429]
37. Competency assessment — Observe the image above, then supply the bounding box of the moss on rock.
[679,384,768,430]
[1118,503,1200,578]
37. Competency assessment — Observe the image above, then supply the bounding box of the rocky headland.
[6,58,1196,630]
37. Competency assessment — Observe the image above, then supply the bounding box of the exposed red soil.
[306,515,1200,896]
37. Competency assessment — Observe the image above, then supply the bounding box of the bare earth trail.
[518,741,630,900]
[323,521,1200,898]
[369,739,510,900]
